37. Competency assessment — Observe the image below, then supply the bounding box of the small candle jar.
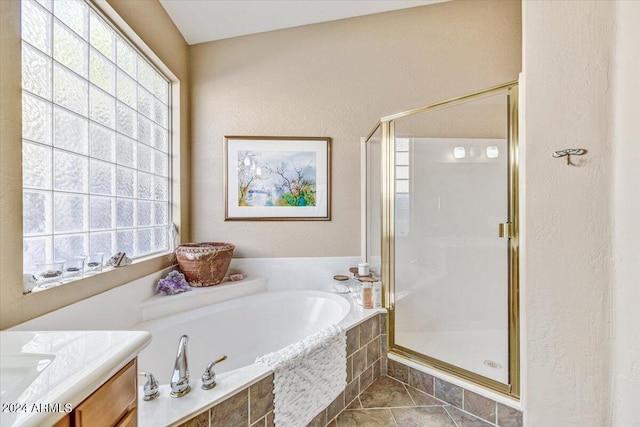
[332,275,350,294]
[64,256,86,278]
[36,261,65,284]
[85,253,104,275]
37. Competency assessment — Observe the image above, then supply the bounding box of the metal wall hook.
[553,149,587,166]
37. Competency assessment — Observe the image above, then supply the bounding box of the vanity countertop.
[0,330,151,427]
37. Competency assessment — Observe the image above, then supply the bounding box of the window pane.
[53,63,88,116]
[117,69,136,108]
[116,102,137,138]
[138,172,153,200]
[116,134,136,167]
[53,106,88,154]
[137,143,152,173]
[53,0,88,40]
[138,115,153,146]
[116,36,136,77]
[24,236,53,273]
[116,230,134,254]
[153,97,168,129]
[53,20,88,77]
[90,231,113,256]
[89,85,116,128]
[116,199,134,227]
[90,196,114,230]
[22,0,52,54]
[89,122,115,162]
[396,152,410,166]
[23,92,52,145]
[396,166,410,180]
[154,150,168,177]
[89,48,115,94]
[35,0,52,12]
[137,56,155,93]
[54,193,87,233]
[396,180,410,194]
[137,201,152,227]
[154,125,168,152]
[23,141,52,189]
[137,86,152,119]
[22,42,52,99]
[24,190,52,235]
[54,233,88,260]
[89,11,114,60]
[136,228,152,255]
[89,159,115,195]
[116,166,135,197]
[53,150,88,192]
[154,176,168,201]
[153,227,167,252]
[154,201,167,226]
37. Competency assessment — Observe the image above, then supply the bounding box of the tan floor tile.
[406,386,447,407]
[445,406,493,427]
[359,376,415,408]
[337,409,396,427]
[391,407,457,427]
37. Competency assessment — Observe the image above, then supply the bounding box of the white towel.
[255,324,347,427]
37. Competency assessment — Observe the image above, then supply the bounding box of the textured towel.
[255,324,347,427]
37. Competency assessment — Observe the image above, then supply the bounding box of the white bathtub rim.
[137,292,385,427]
[135,289,352,334]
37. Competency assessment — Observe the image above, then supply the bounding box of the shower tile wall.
[178,313,386,427]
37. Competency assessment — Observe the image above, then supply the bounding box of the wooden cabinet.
[53,415,70,427]
[73,359,137,427]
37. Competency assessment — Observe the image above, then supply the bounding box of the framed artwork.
[224,136,331,221]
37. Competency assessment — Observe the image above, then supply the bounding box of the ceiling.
[158,0,448,45]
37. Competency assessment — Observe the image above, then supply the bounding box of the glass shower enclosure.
[364,81,519,397]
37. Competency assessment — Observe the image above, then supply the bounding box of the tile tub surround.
[177,313,386,427]
[386,359,523,427]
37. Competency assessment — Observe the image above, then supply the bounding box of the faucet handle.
[139,371,160,401]
[201,355,227,390]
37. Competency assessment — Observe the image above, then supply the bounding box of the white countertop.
[0,330,151,427]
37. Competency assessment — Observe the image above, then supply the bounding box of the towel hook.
[552,148,586,166]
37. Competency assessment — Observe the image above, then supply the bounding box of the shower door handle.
[498,223,512,239]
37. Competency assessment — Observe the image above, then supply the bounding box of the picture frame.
[224,136,331,221]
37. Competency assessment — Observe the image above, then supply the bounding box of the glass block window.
[21,0,171,274]
[395,138,410,237]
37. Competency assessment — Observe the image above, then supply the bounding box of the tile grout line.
[388,407,400,427]
[444,406,463,427]
[402,382,418,407]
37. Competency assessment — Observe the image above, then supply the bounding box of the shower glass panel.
[365,126,382,275]
[391,91,510,384]
[365,82,520,396]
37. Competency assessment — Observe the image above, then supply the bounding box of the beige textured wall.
[522,1,616,424]
[190,0,522,258]
[0,0,190,328]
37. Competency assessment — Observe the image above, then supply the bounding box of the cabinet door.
[53,415,70,427]
[116,409,137,427]
[74,360,137,427]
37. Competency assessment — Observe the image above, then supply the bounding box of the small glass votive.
[36,261,65,284]
[64,256,86,278]
[85,253,104,275]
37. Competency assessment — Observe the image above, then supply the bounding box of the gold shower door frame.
[367,81,520,399]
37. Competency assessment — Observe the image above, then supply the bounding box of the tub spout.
[170,335,190,398]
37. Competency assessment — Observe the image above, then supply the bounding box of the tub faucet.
[170,335,190,398]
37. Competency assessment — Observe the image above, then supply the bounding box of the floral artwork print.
[237,150,317,208]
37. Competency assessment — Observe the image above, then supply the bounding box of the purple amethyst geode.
[156,270,191,295]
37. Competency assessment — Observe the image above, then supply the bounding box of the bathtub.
[135,290,350,384]
[135,288,369,427]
